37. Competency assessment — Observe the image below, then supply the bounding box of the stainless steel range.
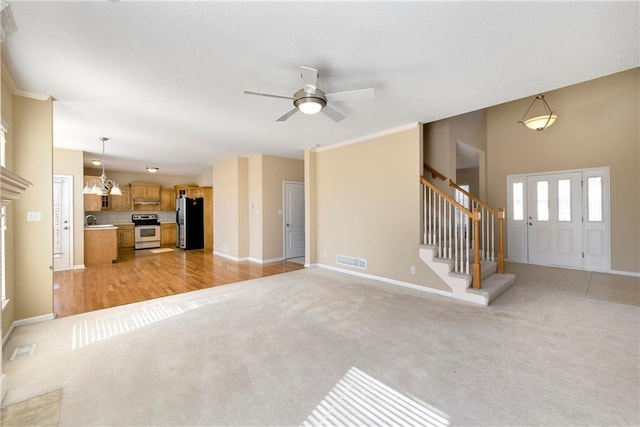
[132,214,161,249]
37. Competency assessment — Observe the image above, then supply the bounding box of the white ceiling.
[3,1,638,176]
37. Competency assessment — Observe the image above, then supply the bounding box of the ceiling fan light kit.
[293,88,326,114]
[244,66,375,122]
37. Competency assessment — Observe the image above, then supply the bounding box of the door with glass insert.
[526,172,583,268]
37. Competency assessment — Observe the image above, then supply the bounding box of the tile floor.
[507,262,639,305]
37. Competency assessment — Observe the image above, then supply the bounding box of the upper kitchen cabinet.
[83,175,101,211]
[131,182,161,211]
[109,186,132,211]
[175,184,199,199]
[160,188,176,211]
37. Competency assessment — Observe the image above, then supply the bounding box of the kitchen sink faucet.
[85,214,97,226]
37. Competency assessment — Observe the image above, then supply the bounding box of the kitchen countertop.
[84,225,118,230]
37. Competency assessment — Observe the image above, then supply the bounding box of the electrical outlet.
[322,251,327,258]
[410,266,416,274]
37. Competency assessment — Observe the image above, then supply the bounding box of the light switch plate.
[26,211,42,222]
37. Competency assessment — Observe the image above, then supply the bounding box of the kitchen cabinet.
[115,223,135,248]
[160,189,176,211]
[109,187,132,211]
[83,175,102,211]
[131,182,161,211]
[84,227,118,266]
[175,184,199,199]
[161,222,177,245]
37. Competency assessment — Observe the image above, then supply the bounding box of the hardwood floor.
[53,248,304,318]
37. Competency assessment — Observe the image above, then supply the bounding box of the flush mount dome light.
[91,159,102,166]
[146,167,159,173]
[293,88,326,115]
[518,94,558,131]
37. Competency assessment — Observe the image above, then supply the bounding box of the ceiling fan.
[244,66,375,122]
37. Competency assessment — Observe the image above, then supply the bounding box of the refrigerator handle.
[176,207,180,223]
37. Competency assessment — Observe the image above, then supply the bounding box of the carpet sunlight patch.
[301,367,449,427]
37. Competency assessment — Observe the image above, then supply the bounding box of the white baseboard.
[2,313,55,348]
[213,251,248,262]
[248,257,284,264]
[610,269,640,278]
[73,264,85,270]
[315,263,453,298]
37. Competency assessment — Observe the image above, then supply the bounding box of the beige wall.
[212,158,241,258]
[314,127,449,292]
[304,149,317,265]
[487,68,639,273]
[248,155,263,260]
[54,148,85,267]
[456,167,480,197]
[13,95,54,319]
[261,155,304,260]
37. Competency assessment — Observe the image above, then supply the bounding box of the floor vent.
[336,255,367,270]
[10,344,36,360]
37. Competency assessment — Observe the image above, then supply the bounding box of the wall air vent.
[336,255,367,270]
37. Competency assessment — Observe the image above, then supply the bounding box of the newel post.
[472,209,481,289]
[497,208,505,274]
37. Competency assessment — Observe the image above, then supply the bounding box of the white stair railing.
[421,177,477,277]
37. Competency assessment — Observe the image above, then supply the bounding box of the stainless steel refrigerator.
[176,197,204,250]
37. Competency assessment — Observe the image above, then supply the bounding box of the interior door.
[53,175,72,271]
[284,182,305,259]
[526,172,583,268]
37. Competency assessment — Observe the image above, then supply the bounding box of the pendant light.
[82,137,122,196]
[518,94,558,131]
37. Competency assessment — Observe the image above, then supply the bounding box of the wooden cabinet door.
[110,187,132,211]
[160,189,176,211]
[161,223,177,245]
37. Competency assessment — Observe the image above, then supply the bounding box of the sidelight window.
[587,176,603,222]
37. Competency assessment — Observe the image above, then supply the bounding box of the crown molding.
[1,60,51,101]
[313,122,421,153]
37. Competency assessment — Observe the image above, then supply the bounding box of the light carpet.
[2,267,638,425]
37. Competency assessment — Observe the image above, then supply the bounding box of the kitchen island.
[84,225,118,266]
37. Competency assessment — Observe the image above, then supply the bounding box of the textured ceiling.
[3,1,638,176]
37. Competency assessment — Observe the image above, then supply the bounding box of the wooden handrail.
[449,179,503,217]
[423,164,448,181]
[420,176,477,219]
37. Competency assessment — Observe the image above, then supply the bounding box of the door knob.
[286,223,290,227]
[64,226,69,230]
[528,222,532,226]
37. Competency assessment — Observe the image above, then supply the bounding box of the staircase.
[419,166,515,305]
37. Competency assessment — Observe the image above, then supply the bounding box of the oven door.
[134,225,161,249]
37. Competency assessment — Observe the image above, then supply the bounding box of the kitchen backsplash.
[90,210,176,224]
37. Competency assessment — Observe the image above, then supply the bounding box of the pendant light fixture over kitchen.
[82,137,122,196]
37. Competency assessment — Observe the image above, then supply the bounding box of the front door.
[284,182,305,259]
[527,172,583,268]
[507,167,610,271]
[53,175,72,271]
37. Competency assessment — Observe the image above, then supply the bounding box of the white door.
[507,168,610,271]
[284,182,305,259]
[527,172,583,268]
[53,175,73,271]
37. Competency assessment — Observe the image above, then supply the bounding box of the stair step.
[465,273,516,305]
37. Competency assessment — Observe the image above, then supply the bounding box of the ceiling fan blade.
[322,105,346,122]
[300,66,318,94]
[325,88,375,102]
[244,90,293,100]
[276,107,299,122]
